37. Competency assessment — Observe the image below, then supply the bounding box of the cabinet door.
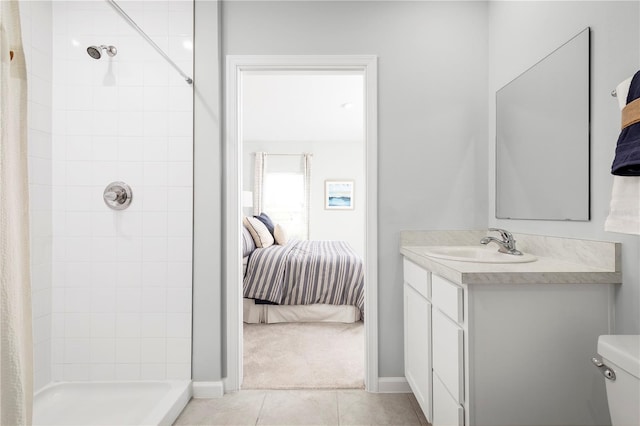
[433,373,464,426]
[404,283,432,422]
[432,308,464,404]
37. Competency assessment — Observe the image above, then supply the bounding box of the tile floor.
[174,389,430,426]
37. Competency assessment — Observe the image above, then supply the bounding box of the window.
[254,153,312,240]
[263,172,307,240]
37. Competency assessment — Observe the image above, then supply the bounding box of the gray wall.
[488,1,640,335]
[192,0,223,381]
[222,0,489,377]
[194,0,638,383]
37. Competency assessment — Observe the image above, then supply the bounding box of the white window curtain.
[254,153,312,240]
[0,1,33,425]
[253,152,266,215]
[303,153,312,238]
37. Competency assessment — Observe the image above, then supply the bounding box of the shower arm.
[105,0,193,85]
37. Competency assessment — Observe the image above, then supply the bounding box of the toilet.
[596,335,640,426]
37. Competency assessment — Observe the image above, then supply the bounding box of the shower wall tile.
[166,338,190,363]
[51,1,192,381]
[63,364,90,381]
[91,339,116,364]
[28,129,52,159]
[119,62,145,86]
[166,363,190,380]
[65,313,92,338]
[141,364,166,380]
[169,87,192,111]
[33,341,51,390]
[166,313,190,338]
[167,262,191,287]
[31,75,53,106]
[90,364,116,381]
[141,338,166,363]
[116,364,141,381]
[91,313,116,337]
[167,188,192,211]
[142,313,166,337]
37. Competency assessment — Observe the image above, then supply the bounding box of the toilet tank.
[597,335,640,426]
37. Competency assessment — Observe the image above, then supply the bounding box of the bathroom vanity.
[401,230,621,426]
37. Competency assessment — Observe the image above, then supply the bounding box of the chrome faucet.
[480,228,523,256]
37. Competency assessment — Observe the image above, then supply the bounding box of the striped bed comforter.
[243,240,364,317]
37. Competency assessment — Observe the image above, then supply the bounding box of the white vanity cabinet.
[404,259,465,426]
[403,258,432,421]
[402,256,615,426]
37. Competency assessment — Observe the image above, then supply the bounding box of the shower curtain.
[0,1,33,425]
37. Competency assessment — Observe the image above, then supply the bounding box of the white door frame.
[224,55,378,393]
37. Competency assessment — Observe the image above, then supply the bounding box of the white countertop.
[400,231,622,285]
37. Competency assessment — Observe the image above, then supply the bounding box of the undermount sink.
[419,246,537,263]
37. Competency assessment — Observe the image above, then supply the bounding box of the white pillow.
[242,225,256,257]
[243,216,274,248]
[274,224,288,245]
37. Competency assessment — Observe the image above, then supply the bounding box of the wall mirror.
[496,27,590,221]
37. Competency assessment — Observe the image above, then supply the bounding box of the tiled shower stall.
[21,0,194,392]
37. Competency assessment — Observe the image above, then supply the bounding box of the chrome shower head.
[87,45,117,60]
[87,46,102,59]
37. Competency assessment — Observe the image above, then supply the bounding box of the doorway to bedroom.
[225,56,378,392]
[241,70,366,389]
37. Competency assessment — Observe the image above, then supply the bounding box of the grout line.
[255,390,268,426]
[335,390,340,426]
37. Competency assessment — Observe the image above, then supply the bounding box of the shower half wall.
[22,0,194,390]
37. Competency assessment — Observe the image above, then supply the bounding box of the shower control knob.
[103,182,132,210]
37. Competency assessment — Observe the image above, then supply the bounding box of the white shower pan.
[33,380,191,426]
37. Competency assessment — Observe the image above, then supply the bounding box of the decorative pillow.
[242,225,256,257]
[243,216,274,248]
[253,212,275,235]
[274,224,288,245]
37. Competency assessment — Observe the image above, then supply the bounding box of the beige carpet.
[242,321,365,390]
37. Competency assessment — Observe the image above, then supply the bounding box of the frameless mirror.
[496,28,590,221]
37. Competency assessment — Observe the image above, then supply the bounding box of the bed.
[242,225,364,324]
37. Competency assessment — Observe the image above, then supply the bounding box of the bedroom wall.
[243,141,366,257]
[223,0,489,378]
[487,1,640,334]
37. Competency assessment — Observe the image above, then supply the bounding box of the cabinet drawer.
[433,373,464,426]
[432,274,463,323]
[403,258,430,299]
[432,308,464,404]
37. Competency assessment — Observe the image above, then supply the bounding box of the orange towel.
[622,97,640,129]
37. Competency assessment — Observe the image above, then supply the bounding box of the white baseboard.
[377,377,411,393]
[192,378,408,395]
[192,381,224,398]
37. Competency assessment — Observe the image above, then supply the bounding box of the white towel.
[605,77,640,235]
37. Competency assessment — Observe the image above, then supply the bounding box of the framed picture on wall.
[325,180,354,210]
